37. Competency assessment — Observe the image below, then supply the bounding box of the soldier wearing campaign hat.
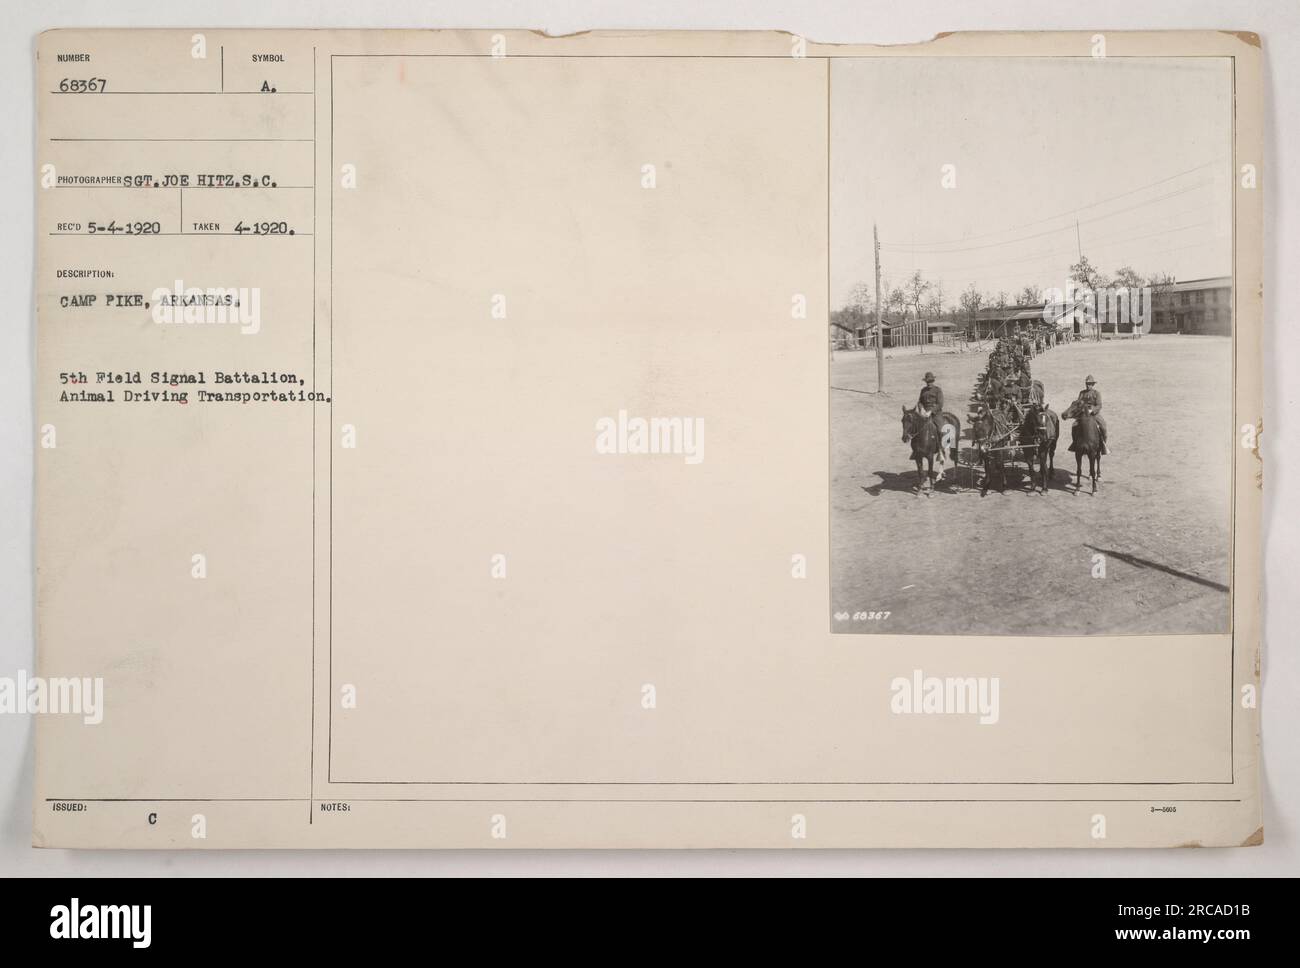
[1074,375,1108,455]
[917,371,945,439]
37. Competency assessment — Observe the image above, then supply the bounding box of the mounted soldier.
[984,371,1005,409]
[1015,367,1033,405]
[1073,375,1109,455]
[917,371,945,441]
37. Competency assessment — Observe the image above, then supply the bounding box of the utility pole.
[1074,215,1098,341]
[874,223,884,392]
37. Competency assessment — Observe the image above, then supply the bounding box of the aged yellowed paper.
[32,28,1262,848]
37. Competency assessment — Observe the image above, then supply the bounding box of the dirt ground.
[830,335,1233,635]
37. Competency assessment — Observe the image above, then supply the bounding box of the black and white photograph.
[830,56,1236,636]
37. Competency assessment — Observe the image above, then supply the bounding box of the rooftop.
[1164,276,1232,292]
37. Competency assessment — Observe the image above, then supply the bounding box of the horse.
[1019,401,1059,493]
[901,406,961,496]
[1062,400,1102,493]
[971,405,1021,495]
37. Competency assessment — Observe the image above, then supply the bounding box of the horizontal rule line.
[49,233,314,237]
[327,779,1234,786]
[46,797,307,802]
[46,797,1243,805]
[50,91,313,95]
[54,185,316,189]
[345,798,1245,804]
[327,54,1186,60]
[49,137,315,142]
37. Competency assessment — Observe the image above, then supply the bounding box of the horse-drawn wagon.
[972,394,1057,495]
[896,332,1079,497]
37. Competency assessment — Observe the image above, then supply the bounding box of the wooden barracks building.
[1148,276,1232,335]
[970,276,1232,338]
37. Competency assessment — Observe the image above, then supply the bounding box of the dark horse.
[1019,401,1060,494]
[901,406,961,496]
[1062,400,1102,493]
[972,405,1022,495]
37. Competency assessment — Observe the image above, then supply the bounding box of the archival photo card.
[31,28,1262,849]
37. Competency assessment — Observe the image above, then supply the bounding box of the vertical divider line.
[310,44,318,825]
[328,54,334,784]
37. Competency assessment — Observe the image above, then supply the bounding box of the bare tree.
[960,284,984,328]
[846,281,875,314]
[1112,265,1144,290]
[886,285,907,320]
[1069,254,1107,291]
[904,270,931,322]
[924,280,946,321]
[1068,256,1110,339]
[1147,271,1176,298]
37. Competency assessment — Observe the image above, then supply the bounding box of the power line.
[880,180,1214,254]
[876,158,1225,249]
[888,210,1215,276]
[890,233,1229,293]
